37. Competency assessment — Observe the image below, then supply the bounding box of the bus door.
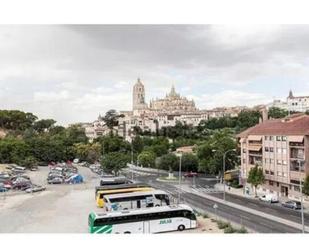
[137,200,141,208]
[143,221,150,233]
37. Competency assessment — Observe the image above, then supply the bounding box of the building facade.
[268,90,309,113]
[84,78,253,141]
[238,114,309,200]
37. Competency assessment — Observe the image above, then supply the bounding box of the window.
[282,148,287,154]
[277,182,279,187]
[282,136,287,141]
[276,136,281,141]
[265,136,268,140]
[265,170,269,174]
[277,160,282,165]
[265,147,269,152]
[276,148,281,153]
[269,180,274,186]
[269,136,274,141]
[270,159,274,164]
[282,160,287,165]
[283,172,287,177]
[270,147,274,152]
[277,171,282,176]
[242,148,246,153]
[270,171,275,175]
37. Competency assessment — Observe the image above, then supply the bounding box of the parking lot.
[0,166,102,233]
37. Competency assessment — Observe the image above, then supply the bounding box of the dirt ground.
[0,165,223,233]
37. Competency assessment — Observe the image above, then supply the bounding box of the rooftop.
[237,114,309,137]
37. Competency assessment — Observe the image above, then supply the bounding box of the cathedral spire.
[288,89,293,98]
[170,84,176,97]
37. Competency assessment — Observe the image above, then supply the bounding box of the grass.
[216,220,248,233]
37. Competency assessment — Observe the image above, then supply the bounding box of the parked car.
[48,177,63,184]
[12,181,31,190]
[0,183,9,192]
[184,171,198,177]
[259,194,279,203]
[25,185,46,193]
[30,167,38,171]
[281,200,302,210]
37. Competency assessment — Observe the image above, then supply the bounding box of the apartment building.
[238,114,309,200]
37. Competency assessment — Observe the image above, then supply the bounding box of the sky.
[1,25,309,125]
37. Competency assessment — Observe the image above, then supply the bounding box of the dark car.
[12,181,31,190]
[281,200,302,210]
[184,171,198,177]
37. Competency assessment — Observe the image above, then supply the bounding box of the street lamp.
[212,148,237,202]
[298,159,305,233]
[222,149,237,202]
[176,152,183,204]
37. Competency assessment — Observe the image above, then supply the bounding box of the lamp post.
[222,149,236,202]
[298,159,305,233]
[176,153,183,204]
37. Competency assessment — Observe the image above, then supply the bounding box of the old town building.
[238,114,309,200]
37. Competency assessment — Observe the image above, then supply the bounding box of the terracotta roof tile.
[237,114,309,137]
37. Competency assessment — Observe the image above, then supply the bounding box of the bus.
[100,177,133,186]
[95,183,151,198]
[104,190,171,211]
[88,204,197,234]
[96,186,154,208]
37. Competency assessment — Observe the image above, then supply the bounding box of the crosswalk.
[190,185,222,194]
[122,168,156,177]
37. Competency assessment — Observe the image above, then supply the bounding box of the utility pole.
[299,160,305,233]
[178,153,182,204]
[222,149,236,202]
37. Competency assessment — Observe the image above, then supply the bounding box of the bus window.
[155,194,170,205]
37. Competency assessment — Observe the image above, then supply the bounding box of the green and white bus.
[88,204,197,234]
[104,190,171,211]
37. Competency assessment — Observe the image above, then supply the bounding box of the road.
[124,169,304,233]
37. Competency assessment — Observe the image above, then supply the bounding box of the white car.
[259,194,278,203]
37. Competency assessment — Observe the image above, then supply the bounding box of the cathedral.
[84,78,246,141]
[132,78,197,115]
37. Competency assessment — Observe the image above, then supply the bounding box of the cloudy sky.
[1,25,309,125]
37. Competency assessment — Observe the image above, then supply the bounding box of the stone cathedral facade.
[84,78,248,141]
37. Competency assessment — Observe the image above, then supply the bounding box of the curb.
[180,185,309,232]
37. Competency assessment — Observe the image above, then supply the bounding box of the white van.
[259,194,278,203]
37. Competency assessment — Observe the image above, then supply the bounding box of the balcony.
[290,148,304,160]
[290,160,305,172]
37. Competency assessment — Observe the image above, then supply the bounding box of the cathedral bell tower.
[133,78,147,111]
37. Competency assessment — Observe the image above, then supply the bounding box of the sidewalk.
[215,183,309,213]
[178,184,309,232]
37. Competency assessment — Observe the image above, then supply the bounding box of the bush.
[224,225,236,233]
[235,227,248,233]
[217,220,230,229]
[202,214,209,219]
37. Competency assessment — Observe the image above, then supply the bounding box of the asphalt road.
[126,171,303,233]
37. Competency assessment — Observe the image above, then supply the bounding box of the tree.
[33,119,56,133]
[74,142,101,163]
[247,165,265,196]
[196,129,238,175]
[181,153,199,172]
[237,110,261,130]
[303,175,309,196]
[132,135,144,154]
[100,152,130,175]
[137,151,156,168]
[102,109,124,135]
[268,107,289,119]
[20,156,38,169]
[157,153,178,172]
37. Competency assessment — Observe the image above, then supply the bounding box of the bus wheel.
[178,225,185,231]
[124,231,131,234]
[155,204,160,207]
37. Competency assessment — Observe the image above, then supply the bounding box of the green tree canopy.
[181,153,199,172]
[102,109,124,134]
[100,152,130,175]
[268,107,289,119]
[33,119,56,133]
[137,151,156,168]
[247,165,265,196]
[157,153,179,172]
[303,175,309,196]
